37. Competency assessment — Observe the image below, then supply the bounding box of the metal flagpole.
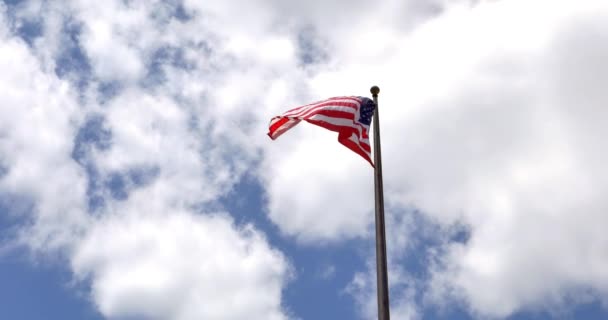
[371,86,390,320]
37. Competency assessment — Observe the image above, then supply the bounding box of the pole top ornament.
[370,86,380,97]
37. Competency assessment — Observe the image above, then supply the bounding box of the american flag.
[267,96,376,166]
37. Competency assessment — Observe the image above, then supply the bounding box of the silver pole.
[371,85,390,320]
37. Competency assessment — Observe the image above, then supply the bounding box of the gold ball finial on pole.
[370,86,380,97]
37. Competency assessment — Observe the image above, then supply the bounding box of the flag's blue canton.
[358,97,375,126]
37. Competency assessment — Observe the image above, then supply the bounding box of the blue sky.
[2,0,608,319]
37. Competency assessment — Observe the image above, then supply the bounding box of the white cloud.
[261,127,376,242]
[0,5,88,252]
[69,0,151,82]
[377,1,608,318]
[72,211,291,320]
[259,0,608,318]
[1,2,294,319]
[375,3,608,317]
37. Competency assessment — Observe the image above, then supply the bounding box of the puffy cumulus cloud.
[1,1,296,319]
[92,89,238,205]
[72,211,290,320]
[75,83,293,320]
[258,0,608,318]
[0,5,88,252]
[338,1,608,318]
[57,0,171,83]
[376,2,608,318]
[261,126,375,242]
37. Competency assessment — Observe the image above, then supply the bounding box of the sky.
[1,0,608,319]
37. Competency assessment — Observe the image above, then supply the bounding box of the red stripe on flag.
[268,117,291,139]
[339,132,374,167]
[286,100,359,118]
[305,119,368,147]
[283,96,362,116]
[305,109,356,121]
[306,119,373,165]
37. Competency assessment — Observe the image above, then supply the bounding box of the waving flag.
[268,96,376,166]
